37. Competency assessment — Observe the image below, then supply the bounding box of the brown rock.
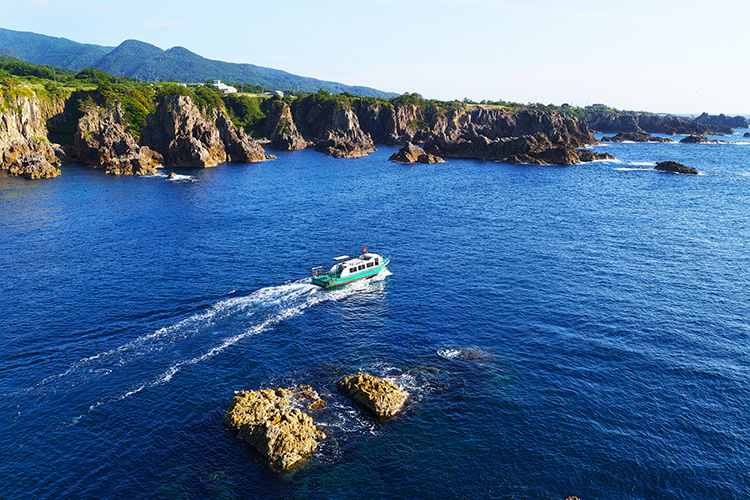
[264,100,309,151]
[141,95,265,167]
[389,141,444,164]
[7,152,61,179]
[223,386,326,470]
[337,373,408,418]
[654,160,698,175]
[73,102,161,175]
[679,135,721,144]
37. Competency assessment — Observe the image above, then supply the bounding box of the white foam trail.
[64,275,391,423]
[629,161,656,166]
[616,167,652,171]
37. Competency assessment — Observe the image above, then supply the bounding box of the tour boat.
[311,249,389,289]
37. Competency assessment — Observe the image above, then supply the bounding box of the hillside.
[0,27,396,98]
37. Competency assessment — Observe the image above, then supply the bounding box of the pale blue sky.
[4,0,749,114]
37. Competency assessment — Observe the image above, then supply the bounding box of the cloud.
[137,19,185,30]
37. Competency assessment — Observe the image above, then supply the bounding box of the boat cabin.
[328,253,381,277]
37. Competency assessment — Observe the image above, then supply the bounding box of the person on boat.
[362,246,367,254]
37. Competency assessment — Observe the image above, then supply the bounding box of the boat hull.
[312,257,389,289]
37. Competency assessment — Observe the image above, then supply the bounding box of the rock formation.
[263,99,308,151]
[654,160,698,175]
[140,95,265,167]
[7,152,61,179]
[600,132,673,143]
[292,97,375,158]
[1,92,64,178]
[389,142,444,164]
[419,109,612,166]
[679,135,721,144]
[337,373,408,418]
[693,112,748,129]
[744,132,750,138]
[585,112,732,135]
[223,386,326,470]
[73,101,162,175]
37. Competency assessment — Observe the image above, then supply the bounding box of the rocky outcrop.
[223,386,326,470]
[601,132,673,143]
[354,102,426,144]
[679,135,721,144]
[337,373,408,418]
[389,141,444,164]
[263,100,308,151]
[1,93,64,177]
[293,98,375,158]
[654,160,698,175]
[744,132,750,138]
[140,95,265,167]
[73,102,162,175]
[8,152,60,179]
[420,109,609,166]
[586,112,731,135]
[693,112,748,129]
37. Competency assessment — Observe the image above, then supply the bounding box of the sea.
[2,130,750,500]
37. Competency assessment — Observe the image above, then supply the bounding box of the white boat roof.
[333,255,350,261]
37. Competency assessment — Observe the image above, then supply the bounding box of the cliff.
[585,112,732,135]
[263,99,308,151]
[693,112,748,129]
[0,90,64,179]
[291,95,375,158]
[73,101,162,175]
[140,95,265,167]
[422,108,609,165]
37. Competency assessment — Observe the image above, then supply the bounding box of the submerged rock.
[389,141,444,164]
[337,373,408,418]
[223,386,326,470]
[744,132,750,138]
[654,160,698,175]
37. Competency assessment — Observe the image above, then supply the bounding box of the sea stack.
[654,161,699,175]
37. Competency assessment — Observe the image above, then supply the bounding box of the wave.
[615,167,652,171]
[9,274,390,424]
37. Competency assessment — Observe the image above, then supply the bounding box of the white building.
[209,80,237,94]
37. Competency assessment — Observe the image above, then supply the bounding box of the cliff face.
[292,99,375,158]
[140,95,265,167]
[354,102,424,144]
[423,108,605,165]
[585,112,733,135]
[693,112,748,130]
[0,94,63,179]
[73,102,162,175]
[263,100,308,151]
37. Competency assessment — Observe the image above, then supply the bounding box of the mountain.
[0,27,397,98]
[0,27,113,70]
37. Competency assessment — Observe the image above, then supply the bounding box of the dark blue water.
[2,132,750,499]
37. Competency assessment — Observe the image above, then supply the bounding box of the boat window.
[367,262,373,268]
[374,259,379,265]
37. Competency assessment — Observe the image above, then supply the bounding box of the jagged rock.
[389,141,444,164]
[575,149,616,162]
[73,102,162,175]
[0,93,64,174]
[141,95,264,167]
[601,132,673,143]
[223,386,326,470]
[337,373,408,418]
[7,152,61,179]
[293,98,375,158]
[586,112,731,135]
[654,160,698,175]
[679,135,721,144]
[264,100,308,151]
[693,112,748,129]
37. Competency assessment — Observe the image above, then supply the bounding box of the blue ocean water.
[2,131,750,499]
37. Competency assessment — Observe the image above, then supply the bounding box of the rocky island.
[654,160,698,175]
[337,372,408,418]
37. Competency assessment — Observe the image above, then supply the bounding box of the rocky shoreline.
[2,84,746,180]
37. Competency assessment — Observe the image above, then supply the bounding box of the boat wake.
[8,276,388,425]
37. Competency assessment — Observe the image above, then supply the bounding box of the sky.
[3,0,749,114]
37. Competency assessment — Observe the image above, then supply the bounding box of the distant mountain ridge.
[0,27,397,98]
